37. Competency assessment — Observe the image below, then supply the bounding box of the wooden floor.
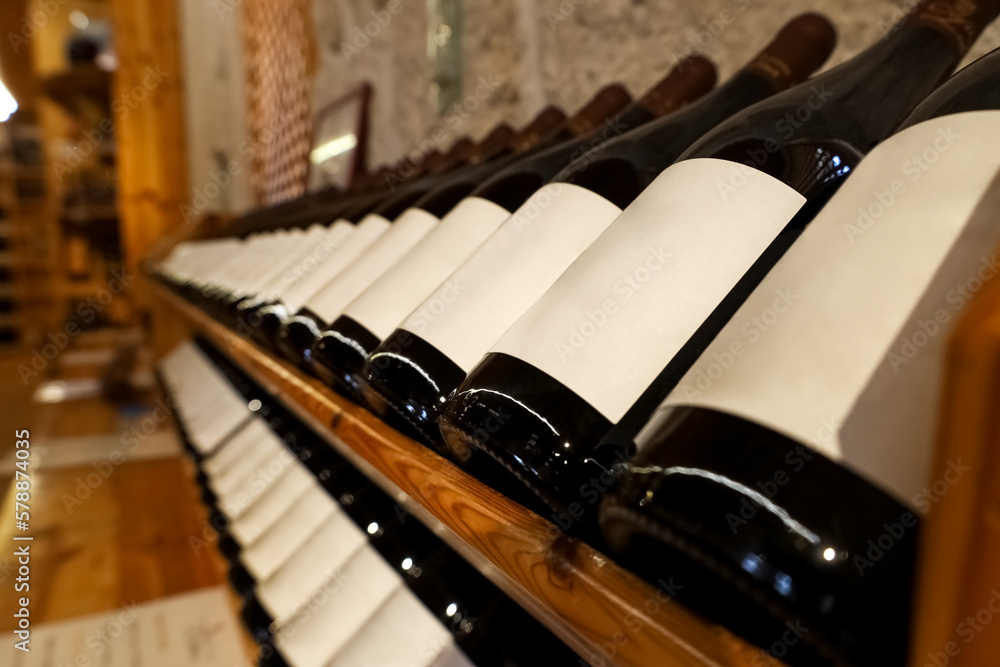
[0,349,253,654]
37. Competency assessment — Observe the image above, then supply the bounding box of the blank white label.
[305,208,440,323]
[328,587,474,667]
[257,510,368,626]
[400,183,623,372]
[239,485,337,581]
[491,158,805,422]
[343,197,511,340]
[273,546,402,667]
[262,220,357,302]
[649,111,1000,508]
[224,460,315,533]
[282,215,391,313]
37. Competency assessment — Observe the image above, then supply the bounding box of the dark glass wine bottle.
[308,57,717,399]
[437,0,999,535]
[272,82,648,366]
[362,14,835,454]
[598,46,1000,667]
[244,108,582,356]
[223,130,504,341]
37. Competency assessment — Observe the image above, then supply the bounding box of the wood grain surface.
[153,281,784,667]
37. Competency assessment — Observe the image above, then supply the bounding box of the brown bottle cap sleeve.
[432,137,475,173]
[410,150,442,175]
[907,0,1000,54]
[745,13,837,91]
[471,123,517,163]
[513,105,569,150]
[637,55,717,117]
[567,83,633,136]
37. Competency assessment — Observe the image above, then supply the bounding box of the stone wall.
[178,0,254,215]
[311,0,1000,172]
[178,0,1000,212]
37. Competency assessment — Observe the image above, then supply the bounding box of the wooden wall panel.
[109,0,188,354]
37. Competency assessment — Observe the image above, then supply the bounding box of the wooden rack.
[152,281,786,667]
[153,264,1000,667]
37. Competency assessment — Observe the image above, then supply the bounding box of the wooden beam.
[152,282,786,667]
[910,235,1000,667]
[109,0,189,354]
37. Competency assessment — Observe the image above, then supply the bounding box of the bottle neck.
[826,22,966,149]
[553,70,778,192]
[669,69,782,138]
[678,19,974,181]
[904,0,1000,53]
[615,101,660,131]
[899,48,1000,126]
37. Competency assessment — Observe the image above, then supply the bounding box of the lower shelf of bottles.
[153,281,785,666]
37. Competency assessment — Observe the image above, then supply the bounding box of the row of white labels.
[160,342,474,667]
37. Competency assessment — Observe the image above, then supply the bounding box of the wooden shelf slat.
[152,281,783,667]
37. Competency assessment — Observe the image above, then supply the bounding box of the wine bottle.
[220,129,501,325]
[249,480,578,667]
[209,227,339,326]
[243,115,566,354]
[230,218,357,317]
[362,14,834,451]
[437,0,1000,530]
[272,85,644,367]
[598,47,1000,667]
[160,347,253,457]
[309,57,717,398]
[196,230,301,307]
[323,587,476,667]
[263,543,406,667]
[241,486,443,633]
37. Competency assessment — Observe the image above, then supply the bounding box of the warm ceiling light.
[69,10,90,30]
[310,134,358,164]
[0,77,17,123]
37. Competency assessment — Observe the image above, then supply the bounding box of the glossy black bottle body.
[354,107,662,445]
[274,148,548,369]
[602,407,916,666]
[438,23,963,534]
